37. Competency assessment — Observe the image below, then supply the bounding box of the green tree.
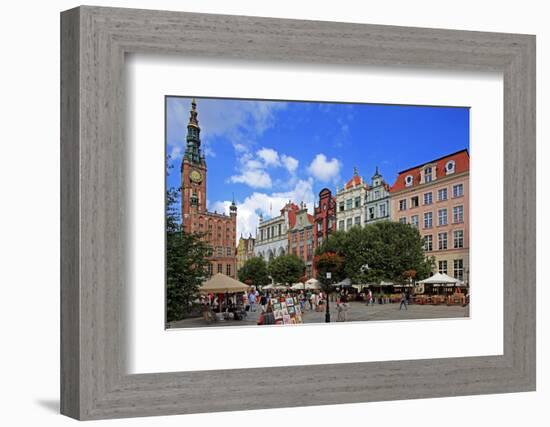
[166,186,210,323]
[238,257,270,288]
[316,221,434,284]
[314,252,345,288]
[268,254,306,286]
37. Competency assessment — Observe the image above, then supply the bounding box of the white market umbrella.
[417,272,459,286]
[335,278,353,288]
[305,278,321,290]
[291,283,305,290]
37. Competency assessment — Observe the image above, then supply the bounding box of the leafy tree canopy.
[316,221,434,284]
[268,254,306,286]
[313,252,345,291]
[238,257,270,288]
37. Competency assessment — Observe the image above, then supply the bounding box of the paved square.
[168,301,469,329]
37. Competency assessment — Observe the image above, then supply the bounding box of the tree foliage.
[268,254,306,286]
[313,252,345,291]
[238,257,270,287]
[166,186,210,323]
[316,221,434,284]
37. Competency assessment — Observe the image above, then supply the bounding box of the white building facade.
[254,202,299,262]
[336,168,367,231]
[364,166,391,224]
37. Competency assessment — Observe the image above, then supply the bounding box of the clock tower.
[181,99,207,232]
[178,98,238,278]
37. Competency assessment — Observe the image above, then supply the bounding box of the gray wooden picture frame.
[60,5,536,421]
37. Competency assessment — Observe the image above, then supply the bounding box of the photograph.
[165,96,470,329]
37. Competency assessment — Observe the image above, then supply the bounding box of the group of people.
[200,286,412,324]
[245,288,329,313]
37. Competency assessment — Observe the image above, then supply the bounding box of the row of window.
[338,191,389,213]
[405,160,456,188]
[291,244,314,260]
[399,205,464,228]
[423,230,464,251]
[398,183,464,211]
[339,196,362,212]
[258,223,286,241]
[207,263,233,276]
[291,229,313,241]
[366,203,388,220]
[438,259,464,281]
[338,216,362,231]
[207,246,234,257]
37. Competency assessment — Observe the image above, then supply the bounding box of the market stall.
[199,273,250,316]
[415,273,465,305]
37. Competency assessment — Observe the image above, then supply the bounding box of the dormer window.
[424,166,433,183]
[405,175,413,187]
[445,160,456,175]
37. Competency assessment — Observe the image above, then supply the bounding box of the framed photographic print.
[61,5,535,421]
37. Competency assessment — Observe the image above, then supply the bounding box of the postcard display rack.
[271,296,303,325]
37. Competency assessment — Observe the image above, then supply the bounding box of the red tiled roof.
[345,174,362,189]
[390,149,469,192]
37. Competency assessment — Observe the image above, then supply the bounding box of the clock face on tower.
[190,170,202,183]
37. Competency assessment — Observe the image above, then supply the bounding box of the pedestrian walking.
[248,291,257,312]
[260,294,267,311]
[336,294,349,321]
[399,291,407,310]
[309,291,315,311]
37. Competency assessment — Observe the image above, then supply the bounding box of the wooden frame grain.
[60,6,536,420]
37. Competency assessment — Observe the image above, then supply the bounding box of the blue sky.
[166,96,469,241]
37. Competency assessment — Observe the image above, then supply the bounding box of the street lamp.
[325,272,332,323]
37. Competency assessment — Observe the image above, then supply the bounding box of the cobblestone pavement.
[168,301,469,329]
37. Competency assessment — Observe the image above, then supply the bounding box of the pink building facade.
[390,150,470,285]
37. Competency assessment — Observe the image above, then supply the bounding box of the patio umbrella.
[417,273,458,286]
[335,278,353,288]
[199,273,250,293]
[417,272,458,295]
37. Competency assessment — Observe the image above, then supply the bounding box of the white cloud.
[244,158,264,170]
[257,148,280,167]
[214,179,315,240]
[169,145,183,160]
[229,147,300,190]
[307,153,341,182]
[168,98,287,154]
[234,143,248,153]
[230,169,272,189]
[281,154,299,173]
